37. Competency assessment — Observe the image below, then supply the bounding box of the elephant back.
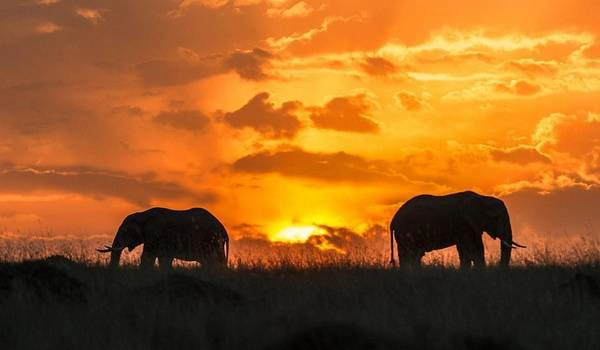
[391,194,458,239]
[188,208,228,238]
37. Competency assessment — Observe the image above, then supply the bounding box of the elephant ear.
[124,222,144,251]
[485,201,505,218]
[484,200,507,237]
[140,223,162,247]
[460,195,485,233]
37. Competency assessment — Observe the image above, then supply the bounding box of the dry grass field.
[0,238,599,350]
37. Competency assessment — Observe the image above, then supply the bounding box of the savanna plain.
[0,239,599,350]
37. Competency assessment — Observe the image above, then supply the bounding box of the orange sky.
[1,0,600,253]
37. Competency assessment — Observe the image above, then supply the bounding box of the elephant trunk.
[499,228,512,267]
[107,233,126,268]
[109,249,122,268]
[97,217,144,268]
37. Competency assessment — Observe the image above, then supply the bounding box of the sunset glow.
[271,226,322,243]
[1,0,600,256]
[3,3,600,349]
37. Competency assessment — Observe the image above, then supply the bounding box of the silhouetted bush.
[0,259,87,303]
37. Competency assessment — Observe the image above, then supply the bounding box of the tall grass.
[1,233,599,268]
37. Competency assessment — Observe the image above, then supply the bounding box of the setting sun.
[271,226,323,243]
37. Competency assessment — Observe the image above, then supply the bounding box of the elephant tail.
[390,228,395,266]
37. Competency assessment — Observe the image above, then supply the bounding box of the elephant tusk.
[96,245,124,253]
[511,240,527,248]
[501,239,527,249]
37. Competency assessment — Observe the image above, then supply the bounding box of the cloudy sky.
[1,0,600,252]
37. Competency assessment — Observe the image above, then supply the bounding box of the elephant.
[389,191,525,268]
[97,207,229,269]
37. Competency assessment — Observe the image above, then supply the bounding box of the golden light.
[271,225,322,243]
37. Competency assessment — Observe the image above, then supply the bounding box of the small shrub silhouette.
[0,260,87,303]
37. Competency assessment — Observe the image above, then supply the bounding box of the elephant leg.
[158,256,174,270]
[472,236,485,268]
[398,246,410,268]
[140,250,156,269]
[456,243,472,269]
[416,251,425,267]
[399,247,422,268]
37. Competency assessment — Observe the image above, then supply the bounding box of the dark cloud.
[136,54,225,86]
[309,94,379,133]
[223,92,302,138]
[309,224,387,253]
[136,47,274,86]
[224,48,273,81]
[0,163,216,206]
[154,110,210,131]
[489,146,551,165]
[360,56,396,76]
[232,147,412,183]
[224,91,385,138]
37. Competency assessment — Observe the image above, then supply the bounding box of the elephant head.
[463,194,526,266]
[97,217,143,267]
[200,232,229,267]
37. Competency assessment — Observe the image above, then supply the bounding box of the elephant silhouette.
[98,207,229,269]
[390,191,525,268]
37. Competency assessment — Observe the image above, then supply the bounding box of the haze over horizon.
[1,0,600,253]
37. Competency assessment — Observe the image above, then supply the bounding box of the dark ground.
[0,256,599,350]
